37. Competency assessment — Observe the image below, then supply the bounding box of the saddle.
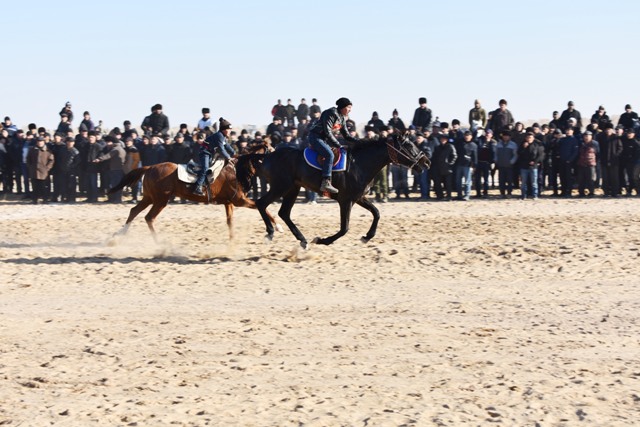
[303,146,347,172]
[177,159,226,184]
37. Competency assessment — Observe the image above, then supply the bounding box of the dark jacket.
[454,140,478,167]
[559,108,582,131]
[476,136,495,163]
[309,104,321,116]
[367,118,385,131]
[296,103,309,121]
[599,134,623,167]
[621,137,640,165]
[558,136,579,163]
[85,142,103,173]
[412,107,432,130]
[79,119,95,132]
[432,142,457,175]
[488,108,514,133]
[146,112,170,135]
[591,111,610,129]
[388,117,406,132]
[140,143,167,166]
[418,137,439,160]
[494,140,518,168]
[204,131,235,160]
[56,121,72,135]
[308,107,358,147]
[50,143,68,174]
[618,111,639,129]
[167,142,193,164]
[285,104,296,120]
[517,142,544,169]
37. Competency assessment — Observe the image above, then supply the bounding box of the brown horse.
[108,155,280,241]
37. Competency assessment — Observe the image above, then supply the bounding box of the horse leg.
[224,203,234,240]
[144,200,169,243]
[256,188,283,241]
[355,197,380,242]
[277,186,307,248]
[314,200,353,245]
[233,195,283,233]
[114,197,152,236]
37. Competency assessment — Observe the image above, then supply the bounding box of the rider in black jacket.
[307,97,358,193]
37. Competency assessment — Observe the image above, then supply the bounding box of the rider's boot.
[193,185,204,196]
[320,178,339,194]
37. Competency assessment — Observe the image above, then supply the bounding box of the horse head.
[388,131,430,172]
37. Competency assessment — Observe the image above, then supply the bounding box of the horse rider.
[307,97,358,194]
[193,117,235,195]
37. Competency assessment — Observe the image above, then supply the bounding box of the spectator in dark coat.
[576,131,598,197]
[558,127,580,197]
[59,101,74,123]
[95,136,126,203]
[620,128,640,196]
[167,133,192,164]
[56,114,72,135]
[475,128,496,197]
[559,100,583,131]
[56,137,81,202]
[284,99,297,128]
[591,106,610,129]
[84,131,103,202]
[142,104,170,136]
[26,137,54,204]
[618,104,639,130]
[296,98,309,123]
[266,116,285,138]
[388,109,406,132]
[599,124,623,196]
[454,131,478,201]
[488,99,515,134]
[309,98,321,116]
[79,111,95,132]
[517,132,544,199]
[49,133,67,202]
[0,130,8,192]
[140,135,167,166]
[412,97,432,132]
[367,112,385,131]
[432,133,457,200]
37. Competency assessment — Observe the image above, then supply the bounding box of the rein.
[386,138,423,169]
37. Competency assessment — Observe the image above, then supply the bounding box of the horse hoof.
[264,234,274,243]
[300,241,308,250]
[311,237,320,244]
[361,236,370,243]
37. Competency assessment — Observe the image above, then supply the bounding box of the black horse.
[236,131,430,248]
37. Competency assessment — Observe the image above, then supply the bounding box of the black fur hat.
[336,97,352,110]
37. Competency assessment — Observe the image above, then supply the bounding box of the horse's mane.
[235,152,263,193]
[349,137,385,153]
[246,142,273,154]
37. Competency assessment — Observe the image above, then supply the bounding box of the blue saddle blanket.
[303,147,347,172]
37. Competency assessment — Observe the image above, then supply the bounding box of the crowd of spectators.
[1,98,639,204]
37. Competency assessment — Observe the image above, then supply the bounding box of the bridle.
[386,137,424,169]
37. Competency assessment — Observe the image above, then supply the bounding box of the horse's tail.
[236,153,265,193]
[108,166,151,195]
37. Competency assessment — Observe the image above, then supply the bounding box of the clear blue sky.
[4,0,640,131]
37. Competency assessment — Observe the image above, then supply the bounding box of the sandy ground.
[1,194,639,426]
